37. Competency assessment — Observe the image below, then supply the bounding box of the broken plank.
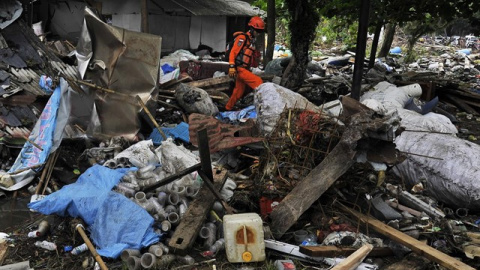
[299,245,393,258]
[338,204,475,270]
[331,244,373,270]
[269,141,356,238]
[168,168,227,254]
[186,76,232,88]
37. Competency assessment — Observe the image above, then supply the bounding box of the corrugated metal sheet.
[189,113,263,153]
[170,0,258,16]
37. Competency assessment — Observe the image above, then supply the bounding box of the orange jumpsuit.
[226,31,263,110]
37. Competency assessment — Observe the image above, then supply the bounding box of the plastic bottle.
[35,240,57,251]
[71,243,88,255]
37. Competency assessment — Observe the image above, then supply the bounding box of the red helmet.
[248,16,265,30]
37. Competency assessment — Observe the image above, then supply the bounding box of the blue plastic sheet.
[161,63,176,74]
[148,122,190,145]
[218,105,257,121]
[28,165,159,258]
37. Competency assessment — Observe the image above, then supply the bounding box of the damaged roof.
[170,0,259,16]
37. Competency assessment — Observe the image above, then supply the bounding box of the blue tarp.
[218,105,257,121]
[28,165,159,258]
[148,122,190,145]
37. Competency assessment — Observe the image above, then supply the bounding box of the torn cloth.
[28,165,159,258]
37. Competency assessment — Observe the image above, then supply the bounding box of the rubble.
[1,2,480,270]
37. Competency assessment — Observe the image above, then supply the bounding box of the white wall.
[189,16,226,52]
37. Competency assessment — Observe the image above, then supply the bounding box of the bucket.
[223,213,265,263]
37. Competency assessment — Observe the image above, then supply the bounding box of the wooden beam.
[168,168,227,254]
[300,245,393,258]
[331,244,373,270]
[269,141,356,238]
[338,204,476,270]
[186,76,233,88]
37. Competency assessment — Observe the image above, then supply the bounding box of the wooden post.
[141,0,149,33]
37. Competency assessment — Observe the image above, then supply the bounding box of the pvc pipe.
[171,185,186,196]
[168,212,180,226]
[115,163,125,169]
[161,220,172,232]
[117,157,128,165]
[118,182,139,191]
[134,192,153,212]
[148,198,167,220]
[212,201,225,218]
[140,253,157,269]
[121,249,141,262]
[210,238,225,254]
[157,254,176,269]
[128,157,145,168]
[199,222,217,249]
[127,256,141,270]
[157,192,168,206]
[179,203,187,218]
[122,171,138,184]
[165,205,177,214]
[157,242,169,254]
[104,159,117,169]
[115,184,135,198]
[168,193,180,205]
[148,245,163,257]
[185,186,196,197]
[177,255,195,265]
[137,164,156,179]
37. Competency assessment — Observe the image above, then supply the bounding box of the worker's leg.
[225,77,246,110]
[225,68,263,110]
[237,67,263,90]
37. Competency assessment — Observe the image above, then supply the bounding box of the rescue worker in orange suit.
[226,16,265,111]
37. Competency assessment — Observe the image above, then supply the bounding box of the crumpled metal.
[74,7,162,140]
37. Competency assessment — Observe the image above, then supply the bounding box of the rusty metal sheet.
[188,113,264,153]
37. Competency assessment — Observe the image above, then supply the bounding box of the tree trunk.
[378,23,396,58]
[368,21,383,69]
[281,0,319,90]
[264,0,276,67]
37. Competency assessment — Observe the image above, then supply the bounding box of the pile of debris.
[1,5,480,270]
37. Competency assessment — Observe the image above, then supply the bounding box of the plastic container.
[71,243,88,255]
[223,213,265,263]
[35,240,57,251]
[274,260,296,270]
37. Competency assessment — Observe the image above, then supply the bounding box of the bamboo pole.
[76,224,108,270]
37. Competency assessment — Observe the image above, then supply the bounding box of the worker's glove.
[228,65,236,78]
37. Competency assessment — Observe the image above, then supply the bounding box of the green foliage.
[315,16,358,48]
